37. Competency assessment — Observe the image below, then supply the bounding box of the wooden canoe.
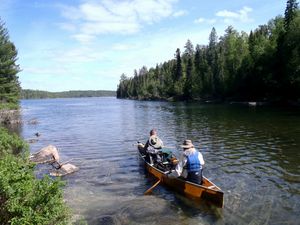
[138,144,224,208]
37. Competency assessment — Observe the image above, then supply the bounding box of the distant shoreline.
[21,89,116,99]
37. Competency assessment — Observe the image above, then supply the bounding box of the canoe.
[138,143,224,208]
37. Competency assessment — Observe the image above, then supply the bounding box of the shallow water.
[20,97,300,224]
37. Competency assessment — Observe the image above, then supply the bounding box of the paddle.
[133,143,176,150]
[144,179,161,195]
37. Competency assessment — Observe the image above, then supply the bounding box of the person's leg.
[199,169,203,185]
[187,171,202,184]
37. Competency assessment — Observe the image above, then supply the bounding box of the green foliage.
[0,128,70,225]
[0,19,21,108]
[282,10,300,98]
[0,127,28,155]
[21,89,116,99]
[285,0,299,30]
[0,102,19,110]
[117,0,300,103]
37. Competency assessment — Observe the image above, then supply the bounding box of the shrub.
[0,127,70,224]
[0,127,28,155]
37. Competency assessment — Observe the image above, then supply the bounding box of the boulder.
[30,145,60,163]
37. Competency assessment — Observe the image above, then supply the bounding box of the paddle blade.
[144,179,161,195]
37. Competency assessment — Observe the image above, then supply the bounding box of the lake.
[20,97,300,224]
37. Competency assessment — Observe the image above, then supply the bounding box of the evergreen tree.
[184,57,193,99]
[193,45,202,96]
[184,39,194,57]
[208,27,218,64]
[207,27,220,97]
[0,19,21,109]
[285,0,299,30]
[174,48,183,81]
[283,8,300,99]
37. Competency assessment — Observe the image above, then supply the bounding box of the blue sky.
[1,0,286,91]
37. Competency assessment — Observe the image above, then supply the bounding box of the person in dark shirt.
[143,129,164,164]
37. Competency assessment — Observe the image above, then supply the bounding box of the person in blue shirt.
[175,140,205,184]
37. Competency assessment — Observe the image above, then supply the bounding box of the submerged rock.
[50,163,79,177]
[27,138,39,144]
[27,119,38,125]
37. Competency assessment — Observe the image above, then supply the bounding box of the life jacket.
[186,152,201,172]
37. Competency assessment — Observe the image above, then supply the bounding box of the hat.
[149,135,163,149]
[181,140,194,149]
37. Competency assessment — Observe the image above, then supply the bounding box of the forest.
[21,89,116,99]
[117,0,300,104]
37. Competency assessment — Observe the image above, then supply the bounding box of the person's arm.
[143,141,149,152]
[175,155,187,177]
[198,152,205,166]
[160,139,164,148]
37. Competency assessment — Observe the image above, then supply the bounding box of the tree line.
[21,89,116,99]
[117,0,300,103]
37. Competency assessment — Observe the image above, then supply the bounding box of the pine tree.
[0,19,21,108]
[184,39,194,57]
[284,0,299,30]
[174,48,183,81]
[184,57,193,99]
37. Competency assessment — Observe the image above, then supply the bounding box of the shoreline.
[116,96,300,107]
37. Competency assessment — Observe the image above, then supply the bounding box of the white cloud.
[216,6,253,23]
[132,0,175,23]
[80,21,140,35]
[52,47,105,63]
[71,34,96,44]
[194,6,253,26]
[58,0,178,43]
[173,10,188,17]
[194,17,216,24]
[194,17,205,23]
[59,5,82,20]
[216,10,239,18]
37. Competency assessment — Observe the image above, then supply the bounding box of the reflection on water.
[20,98,300,224]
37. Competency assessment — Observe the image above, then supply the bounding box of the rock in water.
[50,163,79,177]
[30,145,60,163]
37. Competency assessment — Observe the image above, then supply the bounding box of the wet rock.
[27,119,38,125]
[27,138,38,144]
[90,215,119,225]
[30,145,60,163]
[50,163,79,177]
[0,109,22,124]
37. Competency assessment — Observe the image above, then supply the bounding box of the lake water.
[20,97,300,224]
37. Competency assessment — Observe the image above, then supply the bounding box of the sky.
[0,0,287,91]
